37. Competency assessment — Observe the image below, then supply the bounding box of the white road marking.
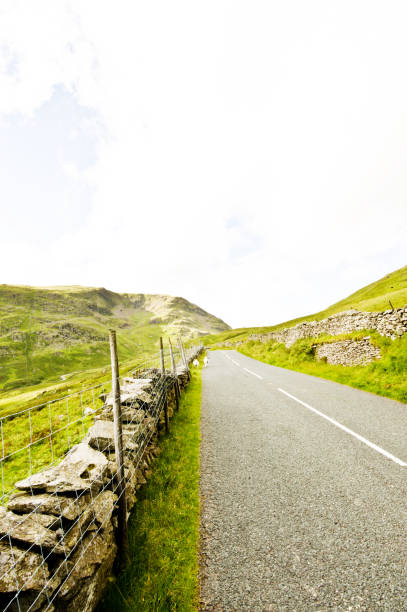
[231,359,240,366]
[278,388,407,467]
[243,368,263,380]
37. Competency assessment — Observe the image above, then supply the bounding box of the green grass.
[0,283,228,395]
[0,348,171,502]
[238,332,407,404]
[196,265,407,406]
[198,264,407,349]
[0,280,223,487]
[98,364,202,612]
[0,294,197,506]
[0,380,113,502]
[329,265,407,313]
[0,286,164,393]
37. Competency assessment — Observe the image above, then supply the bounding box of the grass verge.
[238,333,407,404]
[98,364,203,612]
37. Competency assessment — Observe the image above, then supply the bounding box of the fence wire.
[0,339,202,612]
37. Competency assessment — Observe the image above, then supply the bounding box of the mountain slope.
[323,265,407,314]
[200,265,407,405]
[199,265,407,346]
[0,284,229,390]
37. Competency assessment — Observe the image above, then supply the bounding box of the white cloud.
[0,1,406,327]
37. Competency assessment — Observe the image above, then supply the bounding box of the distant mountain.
[0,285,230,390]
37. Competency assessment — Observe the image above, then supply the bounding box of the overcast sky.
[0,1,406,328]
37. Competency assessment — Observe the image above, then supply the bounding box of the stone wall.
[251,307,407,348]
[0,349,202,612]
[314,338,381,366]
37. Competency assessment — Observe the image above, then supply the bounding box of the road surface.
[199,350,407,611]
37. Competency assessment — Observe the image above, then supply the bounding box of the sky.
[0,1,406,328]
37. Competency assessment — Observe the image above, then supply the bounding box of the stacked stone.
[0,350,201,612]
[376,308,407,338]
[0,442,119,612]
[314,338,381,366]
[249,307,407,348]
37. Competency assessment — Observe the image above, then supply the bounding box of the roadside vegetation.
[0,281,204,608]
[98,363,202,612]
[199,265,407,348]
[196,266,407,404]
[238,332,407,404]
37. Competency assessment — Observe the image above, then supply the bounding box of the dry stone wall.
[0,348,201,612]
[314,339,381,366]
[251,308,407,348]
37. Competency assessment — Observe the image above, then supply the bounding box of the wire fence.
[0,335,202,612]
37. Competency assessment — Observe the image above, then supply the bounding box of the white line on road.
[278,388,407,467]
[243,368,263,380]
[231,359,240,366]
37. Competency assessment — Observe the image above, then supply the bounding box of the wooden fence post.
[178,337,187,368]
[179,337,191,381]
[109,330,128,563]
[160,337,170,433]
[182,337,192,377]
[169,338,180,411]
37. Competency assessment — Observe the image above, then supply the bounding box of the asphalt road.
[199,350,407,611]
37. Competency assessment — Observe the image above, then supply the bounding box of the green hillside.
[317,265,407,314]
[0,284,229,392]
[200,264,407,347]
[200,265,407,404]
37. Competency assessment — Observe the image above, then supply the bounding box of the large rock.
[0,541,50,592]
[91,490,116,527]
[0,508,65,554]
[132,389,154,406]
[15,443,108,494]
[0,541,59,612]
[7,492,90,521]
[63,442,108,481]
[104,379,153,407]
[96,407,146,424]
[15,468,93,495]
[87,420,141,453]
[87,420,117,452]
[53,524,117,611]
[25,492,116,555]
[59,509,95,552]
[54,493,115,553]
[124,408,146,423]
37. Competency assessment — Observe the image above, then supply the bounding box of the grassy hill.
[0,284,229,392]
[0,285,220,501]
[200,265,407,404]
[200,264,407,347]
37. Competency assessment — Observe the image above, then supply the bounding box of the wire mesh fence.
[0,335,202,612]
[0,382,110,505]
